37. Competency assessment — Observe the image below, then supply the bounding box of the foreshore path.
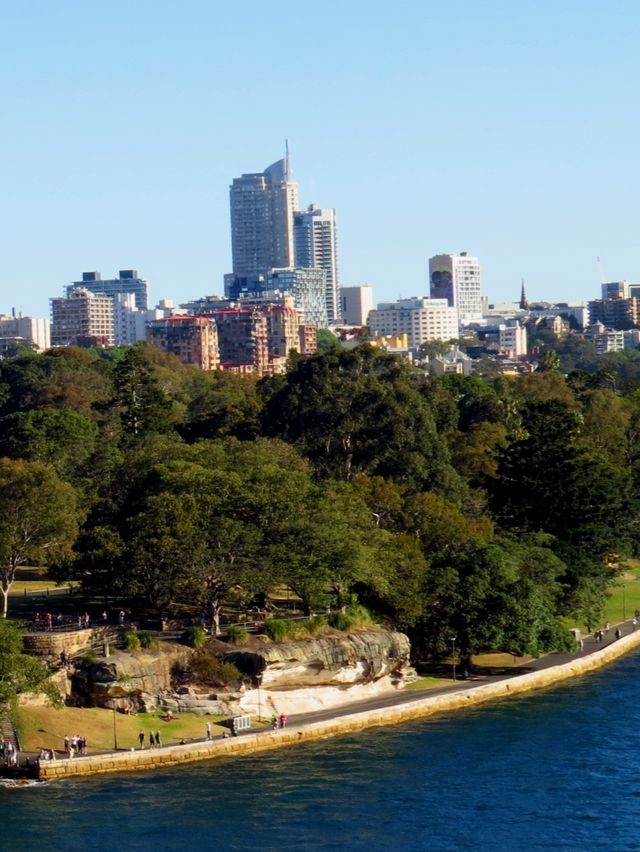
[288,621,635,728]
[30,618,640,781]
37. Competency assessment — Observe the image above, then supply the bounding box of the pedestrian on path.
[138,731,145,749]
[206,722,212,740]
[615,628,622,640]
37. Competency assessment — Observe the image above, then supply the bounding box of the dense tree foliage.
[2,340,639,659]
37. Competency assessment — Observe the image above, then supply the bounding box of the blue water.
[4,654,640,851]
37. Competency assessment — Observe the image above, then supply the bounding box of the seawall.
[37,628,640,781]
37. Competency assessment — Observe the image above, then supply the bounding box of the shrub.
[305,616,328,636]
[137,630,159,650]
[182,625,207,649]
[262,619,290,642]
[327,611,351,631]
[226,625,249,645]
[328,604,374,632]
[125,632,141,652]
[189,653,242,688]
[82,649,97,665]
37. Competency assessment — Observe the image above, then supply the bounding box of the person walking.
[154,731,161,747]
[206,722,212,740]
[138,731,145,749]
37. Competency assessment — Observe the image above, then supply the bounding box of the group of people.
[63,734,88,757]
[272,713,287,730]
[138,731,162,748]
[0,739,18,767]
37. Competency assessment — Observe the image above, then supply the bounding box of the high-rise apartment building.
[429,253,483,324]
[294,204,339,322]
[51,288,114,347]
[229,158,299,277]
[368,298,459,347]
[340,285,374,326]
[146,316,220,371]
[67,270,149,310]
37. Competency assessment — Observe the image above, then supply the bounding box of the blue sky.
[2,0,640,315]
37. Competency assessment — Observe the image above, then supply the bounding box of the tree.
[262,346,461,493]
[113,346,175,439]
[0,459,79,616]
[0,620,61,707]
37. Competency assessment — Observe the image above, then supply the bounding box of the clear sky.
[2,0,640,316]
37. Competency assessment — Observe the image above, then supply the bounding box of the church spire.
[519,278,529,310]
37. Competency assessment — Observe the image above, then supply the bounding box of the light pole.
[112,703,118,751]
[450,637,457,681]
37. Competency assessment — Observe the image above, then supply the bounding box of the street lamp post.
[112,704,118,751]
[450,637,457,681]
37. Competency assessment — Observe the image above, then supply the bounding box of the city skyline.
[3,2,640,316]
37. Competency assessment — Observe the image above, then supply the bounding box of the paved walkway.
[11,618,640,776]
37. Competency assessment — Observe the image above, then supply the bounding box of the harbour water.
[3,651,640,851]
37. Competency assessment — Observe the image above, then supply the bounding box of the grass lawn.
[564,559,640,635]
[404,675,455,690]
[15,705,230,753]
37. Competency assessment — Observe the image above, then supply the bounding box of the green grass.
[15,705,230,753]
[404,675,454,690]
[563,560,640,635]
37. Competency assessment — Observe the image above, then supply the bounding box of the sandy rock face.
[224,630,414,689]
[72,644,192,711]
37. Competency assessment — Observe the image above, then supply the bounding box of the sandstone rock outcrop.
[224,630,413,688]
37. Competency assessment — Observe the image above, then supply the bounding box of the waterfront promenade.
[33,616,640,781]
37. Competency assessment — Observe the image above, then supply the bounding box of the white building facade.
[0,313,50,351]
[294,204,339,323]
[368,298,459,347]
[341,285,374,326]
[429,252,483,324]
[499,322,528,358]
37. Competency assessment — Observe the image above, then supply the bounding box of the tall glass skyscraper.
[229,158,299,277]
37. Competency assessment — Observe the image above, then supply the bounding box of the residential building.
[428,347,474,376]
[341,285,374,326]
[229,158,299,277]
[499,322,528,358]
[0,312,50,351]
[429,252,483,324]
[588,296,640,329]
[205,308,269,374]
[586,323,625,355]
[51,288,114,347]
[146,316,220,370]
[294,204,339,323]
[368,298,459,347]
[68,270,148,310]
[225,267,328,327]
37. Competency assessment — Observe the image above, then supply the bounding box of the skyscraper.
[294,204,339,323]
[229,158,299,277]
[429,253,483,324]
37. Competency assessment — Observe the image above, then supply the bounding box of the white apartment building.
[340,285,373,326]
[294,204,339,323]
[429,252,483,324]
[368,298,459,347]
[0,312,50,351]
[499,322,528,358]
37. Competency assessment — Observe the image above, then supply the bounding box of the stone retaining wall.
[37,628,640,782]
[23,626,120,659]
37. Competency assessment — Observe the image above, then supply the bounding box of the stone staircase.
[0,714,19,752]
